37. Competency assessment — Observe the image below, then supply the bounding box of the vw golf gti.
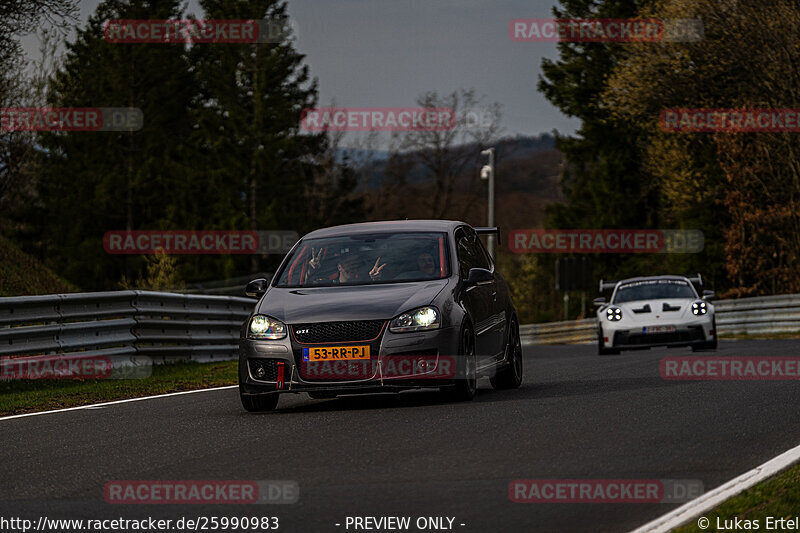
[238,220,524,411]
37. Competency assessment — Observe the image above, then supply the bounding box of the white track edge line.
[629,442,800,533]
[0,385,238,421]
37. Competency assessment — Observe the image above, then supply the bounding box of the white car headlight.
[248,315,287,340]
[691,301,708,315]
[390,306,440,333]
[606,307,622,321]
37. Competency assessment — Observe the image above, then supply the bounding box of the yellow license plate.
[302,345,371,361]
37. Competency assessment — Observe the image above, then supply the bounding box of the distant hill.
[0,234,79,296]
[359,133,564,232]
[356,133,557,190]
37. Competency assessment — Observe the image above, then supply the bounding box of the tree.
[35,0,197,289]
[386,89,502,219]
[538,0,667,293]
[302,131,365,229]
[604,0,800,295]
[0,0,77,62]
[1,1,77,225]
[191,0,327,275]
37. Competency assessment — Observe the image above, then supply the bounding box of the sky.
[20,0,580,143]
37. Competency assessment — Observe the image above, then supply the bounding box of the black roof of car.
[302,220,467,239]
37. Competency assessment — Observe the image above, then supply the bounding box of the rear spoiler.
[600,274,703,293]
[475,227,501,244]
[599,279,618,293]
[687,273,703,286]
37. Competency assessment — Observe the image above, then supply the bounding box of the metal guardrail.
[520,294,800,345]
[520,319,596,345]
[2,292,799,357]
[0,291,254,362]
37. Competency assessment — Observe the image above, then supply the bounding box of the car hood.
[256,279,449,323]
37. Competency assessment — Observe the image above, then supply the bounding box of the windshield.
[275,232,449,287]
[613,279,697,303]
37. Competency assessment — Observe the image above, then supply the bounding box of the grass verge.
[0,233,79,296]
[0,360,238,416]
[673,463,800,532]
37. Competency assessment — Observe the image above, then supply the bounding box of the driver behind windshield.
[306,249,386,284]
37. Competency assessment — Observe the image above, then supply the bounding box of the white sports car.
[593,275,717,355]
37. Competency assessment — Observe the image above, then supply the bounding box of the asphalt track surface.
[2,339,800,533]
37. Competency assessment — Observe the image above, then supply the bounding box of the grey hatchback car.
[238,220,523,411]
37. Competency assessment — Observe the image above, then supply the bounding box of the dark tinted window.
[275,232,449,287]
[474,237,493,270]
[613,279,697,303]
[456,227,486,278]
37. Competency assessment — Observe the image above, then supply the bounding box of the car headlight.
[691,301,708,315]
[248,315,287,340]
[389,306,440,333]
[606,307,622,321]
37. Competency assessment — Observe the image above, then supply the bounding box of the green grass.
[0,359,238,416]
[674,463,800,532]
[0,233,79,296]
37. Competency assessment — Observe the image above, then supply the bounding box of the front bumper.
[239,324,461,396]
[599,315,715,350]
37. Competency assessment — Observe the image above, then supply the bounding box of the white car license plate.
[643,325,676,334]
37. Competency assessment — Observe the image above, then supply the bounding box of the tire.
[240,389,279,412]
[490,317,523,390]
[692,318,718,352]
[597,331,620,356]
[442,325,477,401]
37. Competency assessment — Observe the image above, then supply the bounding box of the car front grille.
[614,326,705,346]
[292,320,386,344]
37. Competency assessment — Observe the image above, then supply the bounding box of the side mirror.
[245,278,268,299]
[702,290,716,300]
[592,297,607,307]
[465,268,494,286]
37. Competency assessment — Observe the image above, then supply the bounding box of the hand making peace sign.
[369,257,387,280]
[309,247,324,270]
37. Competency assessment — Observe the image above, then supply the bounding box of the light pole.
[480,147,495,257]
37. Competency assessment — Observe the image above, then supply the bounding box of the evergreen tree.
[36,0,196,289]
[538,0,662,283]
[190,0,326,275]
